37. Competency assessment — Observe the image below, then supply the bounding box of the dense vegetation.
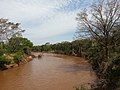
[76,0,120,89]
[32,39,92,58]
[0,18,33,70]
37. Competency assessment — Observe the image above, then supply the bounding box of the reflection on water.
[57,64,91,73]
[0,53,96,90]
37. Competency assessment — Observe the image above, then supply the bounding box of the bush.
[0,50,4,56]
[106,55,120,89]
[13,52,23,65]
[0,56,9,70]
[87,46,103,71]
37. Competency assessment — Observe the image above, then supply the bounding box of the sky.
[0,0,92,45]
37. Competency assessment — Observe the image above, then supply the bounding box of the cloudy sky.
[0,0,92,45]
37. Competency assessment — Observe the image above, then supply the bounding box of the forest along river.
[0,53,96,90]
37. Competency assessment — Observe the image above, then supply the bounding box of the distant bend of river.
[0,53,96,90]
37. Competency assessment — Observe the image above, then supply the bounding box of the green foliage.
[32,42,59,52]
[32,39,92,57]
[13,52,23,65]
[53,41,72,55]
[0,50,10,69]
[0,56,9,69]
[6,37,33,54]
[106,55,120,88]
[0,37,33,70]
[0,50,4,56]
[0,18,33,70]
[87,46,103,69]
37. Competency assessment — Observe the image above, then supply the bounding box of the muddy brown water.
[0,53,96,90]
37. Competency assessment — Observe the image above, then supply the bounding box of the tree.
[76,0,120,89]
[6,37,33,54]
[76,0,120,71]
[0,18,25,47]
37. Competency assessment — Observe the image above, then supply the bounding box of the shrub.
[0,56,9,70]
[13,52,23,65]
[0,50,4,56]
[106,55,120,89]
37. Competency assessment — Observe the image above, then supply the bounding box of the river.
[0,53,96,90]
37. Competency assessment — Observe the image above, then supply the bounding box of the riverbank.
[0,54,34,71]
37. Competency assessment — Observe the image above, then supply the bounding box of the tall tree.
[76,0,120,73]
[0,18,25,43]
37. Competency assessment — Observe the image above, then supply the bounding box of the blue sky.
[0,0,92,45]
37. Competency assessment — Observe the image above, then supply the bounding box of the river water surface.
[0,53,96,90]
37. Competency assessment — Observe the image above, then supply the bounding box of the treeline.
[0,18,33,70]
[32,39,92,58]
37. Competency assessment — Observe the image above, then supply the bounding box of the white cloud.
[0,0,76,21]
[0,0,91,44]
[0,0,57,21]
[25,11,77,39]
